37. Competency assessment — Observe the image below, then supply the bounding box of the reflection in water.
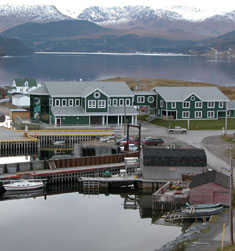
[0,185,182,251]
[0,53,235,86]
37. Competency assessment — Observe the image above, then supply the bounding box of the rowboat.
[3,180,44,191]
[184,203,223,209]
[52,140,65,145]
[181,206,223,217]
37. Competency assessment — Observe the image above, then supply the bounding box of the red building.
[189,170,230,206]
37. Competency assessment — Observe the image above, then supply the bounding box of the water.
[0,52,235,86]
[0,191,181,251]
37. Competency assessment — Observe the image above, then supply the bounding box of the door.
[56,118,61,127]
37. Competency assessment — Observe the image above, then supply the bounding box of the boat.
[184,203,223,209]
[181,206,223,218]
[52,140,65,145]
[3,180,44,191]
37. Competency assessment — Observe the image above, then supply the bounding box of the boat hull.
[3,181,44,191]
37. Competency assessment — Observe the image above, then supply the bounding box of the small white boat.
[3,180,44,191]
[52,140,65,145]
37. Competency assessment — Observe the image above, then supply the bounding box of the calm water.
[0,191,181,251]
[0,52,235,86]
[1,52,232,250]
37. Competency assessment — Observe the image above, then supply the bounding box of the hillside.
[1,20,198,53]
[0,36,31,56]
[102,77,235,100]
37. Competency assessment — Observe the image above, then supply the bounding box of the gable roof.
[152,87,229,102]
[14,78,37,87]
[190,170,230,189]
[29,85,49,95]
[30,81,133,98]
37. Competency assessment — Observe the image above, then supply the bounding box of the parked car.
[168,126,187,134]
[142,137,164,146]
[120,144,138,152]
[120,137,134,146]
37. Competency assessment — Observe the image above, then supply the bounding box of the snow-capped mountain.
[77,5,235,24]
[77,6,182,25]
[0,4,72,32]
[0,4,71,21]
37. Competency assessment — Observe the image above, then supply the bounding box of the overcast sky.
[2,0,235,13]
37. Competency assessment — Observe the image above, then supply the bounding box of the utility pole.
[124,103,127,136]
[230,147,234,245]
[225,102,228,136]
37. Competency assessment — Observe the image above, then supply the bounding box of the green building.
[30,81,138,127]
[151,86,229,120]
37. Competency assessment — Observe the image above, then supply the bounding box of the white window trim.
[195,111,202,118]
[182,111,190,118]
[171,102,176,109]
[88,100,96,108]
[68,99,73,107]
[207,102,215,108]
[160,100,163,108]
[183,101,190,108]
[113,99,118,106]
[195,101,202,108]
[108,99,111,106]
[119,99,124,106]
[137,96,145,103]
[75,99,80,106]
[125,99,130,106]
[49,98,52,106]
[62,99,67,106]
[227,110,231,116]
[219,102,223,108]
[55,99,60,107]
[98,100,106,108]
[207,111,214,118]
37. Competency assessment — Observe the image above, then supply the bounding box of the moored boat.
[181,206,223,217]
[3,180,44,191]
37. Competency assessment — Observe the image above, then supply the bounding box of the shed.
[9,108,30,120]
[12,94,30,107]
[142,148,207,181]
[189,170,230,206]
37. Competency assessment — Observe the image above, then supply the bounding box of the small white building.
[12,94,30,107]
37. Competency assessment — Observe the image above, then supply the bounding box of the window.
[55,99,60,106]
[88,100,96,108]
[182,111,190,118]
[208,102,215,108]
[68,99,73,106]
[119,99,124,106]
[113,99,117,106]
[160,100,164,108]
[195,101,202,108]
[227,110,231,116]
[147,96,154,103]
[108,99,111,106]
[219,102,223,108]
[183,101,190,108]
[49,98,52,106]
[93,91,101,99]
[62,99,67,106]
[195,111,202,118]
[75,99,80,106]
[171,102,176,109]
[125,99,130,106]
[207,111,214,118]
[137,96,145,103]
[98,100,106,108]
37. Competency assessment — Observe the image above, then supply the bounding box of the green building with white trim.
[30,81,138,127]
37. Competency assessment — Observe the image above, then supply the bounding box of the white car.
[120,144,138,152]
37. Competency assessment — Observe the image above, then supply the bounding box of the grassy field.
[102,77,235,100]
[150,118,235,130]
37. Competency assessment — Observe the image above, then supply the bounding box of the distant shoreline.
[35,51,190,57]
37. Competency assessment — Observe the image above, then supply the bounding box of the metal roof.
[152,87,229,102]
[132,91,156,95]
[190,170,230,189]
[29,85,49,95]
[227,101,235,110]
[109,107,139,115]
[40,81,133,97]
[51,107,85,116]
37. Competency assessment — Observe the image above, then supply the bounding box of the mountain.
[0,36,31,56]
[0,19,197,53]
[0,4,72,32]
[77,6,235,40]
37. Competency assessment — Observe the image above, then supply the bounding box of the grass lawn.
[150,118,235,130]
